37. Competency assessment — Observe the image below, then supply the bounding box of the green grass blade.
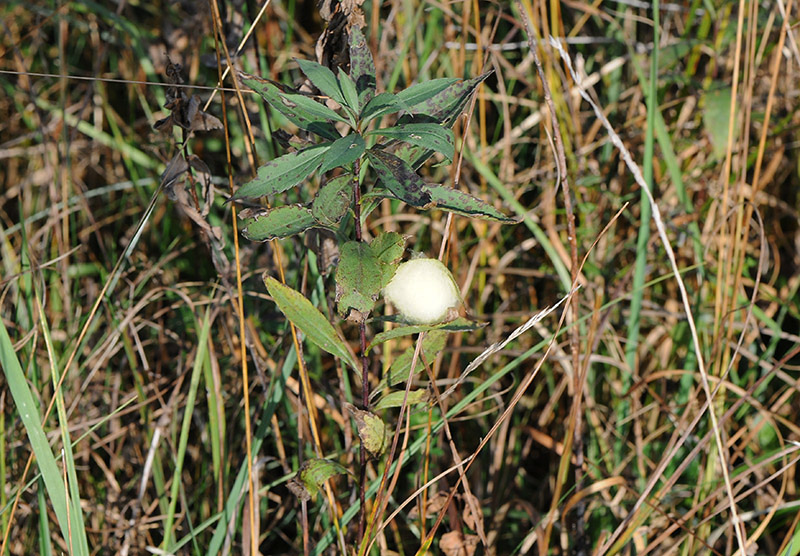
[162,307,213,549]
[35,290,89,555]
[0,319,77,551]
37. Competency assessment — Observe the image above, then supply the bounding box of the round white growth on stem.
[383,258,461,324]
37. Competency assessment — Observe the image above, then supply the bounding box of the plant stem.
[351,158,370,543]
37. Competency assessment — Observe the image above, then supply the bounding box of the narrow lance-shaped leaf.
[390,71,494,169]
[410,71,494,124]
[367,317,485,353]
[264,275,360,375]
[295,58,347,107]
[424,183,519,223]
[368,123,454,161]
[278,90,351,127]
[374,389,429,411]
[349,26,375,105]
[378,330,448,389]
[366,148,431,208]
[395,78,460,109]
[360,92,407,123]
[238,70,340,140]
[231,144,330,200]
[312,174,353,228]
[239,205,317,241]
[319,133,365,174]
[338,67,360,115]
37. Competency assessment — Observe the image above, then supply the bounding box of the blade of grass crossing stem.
[162,307,213,550]
[35,290,90,554]
[204,344,295,554]
[464,151,572,289]
[0,319,84,553]
[623,0,658,470]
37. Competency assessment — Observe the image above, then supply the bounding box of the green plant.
[230,25,516,551]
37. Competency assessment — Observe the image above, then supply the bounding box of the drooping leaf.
[382,330,448,387]
[312,174,353,228]
[370,231,405,287]
[231,144,330,200]
[349,26,375,105]
[239,205,316,241]
[374,389,429,411]
[424,184,518,223]
[288,458,350,502]
[361,92,407,123]
[238,70,340,140]
[366,148,431,208]
[337,67,360,115]
[335,241,383,318]
[264,275,360,375]
[346,404,388,457]
[319,133,365,174]
[395,78,460,109]
[367,317,485,353]
[368,123,454,161]
[295,58,347,107]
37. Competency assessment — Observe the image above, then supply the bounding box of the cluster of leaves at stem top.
[233,25,516,238]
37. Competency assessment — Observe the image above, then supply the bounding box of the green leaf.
[370,232,405,265]
[369,231,405,288]
[288,458,350,502]
[382,330,448,387]
[424,184,518,223]
[346,404,388,457]
[361,92,407,123]
[0,320,82,553]
[338,67,360,114]
[409,71,493,123]
[239,205,316,241]
[336,241,383,318]
[396,78,459,109]
[389,72,493,169]
[278,90,351,127]
[238,70,340,140]
[312,174,353,228]
[295,58,347,107]
[368,123,454,161]
[349,26,375,105]
[374,389,429,411]
[703,86,734,161]
[366,148,431,208]
[319,133,365,174]
[264,275,360,375]
[367,317,484,353]
[231,144,330,200]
